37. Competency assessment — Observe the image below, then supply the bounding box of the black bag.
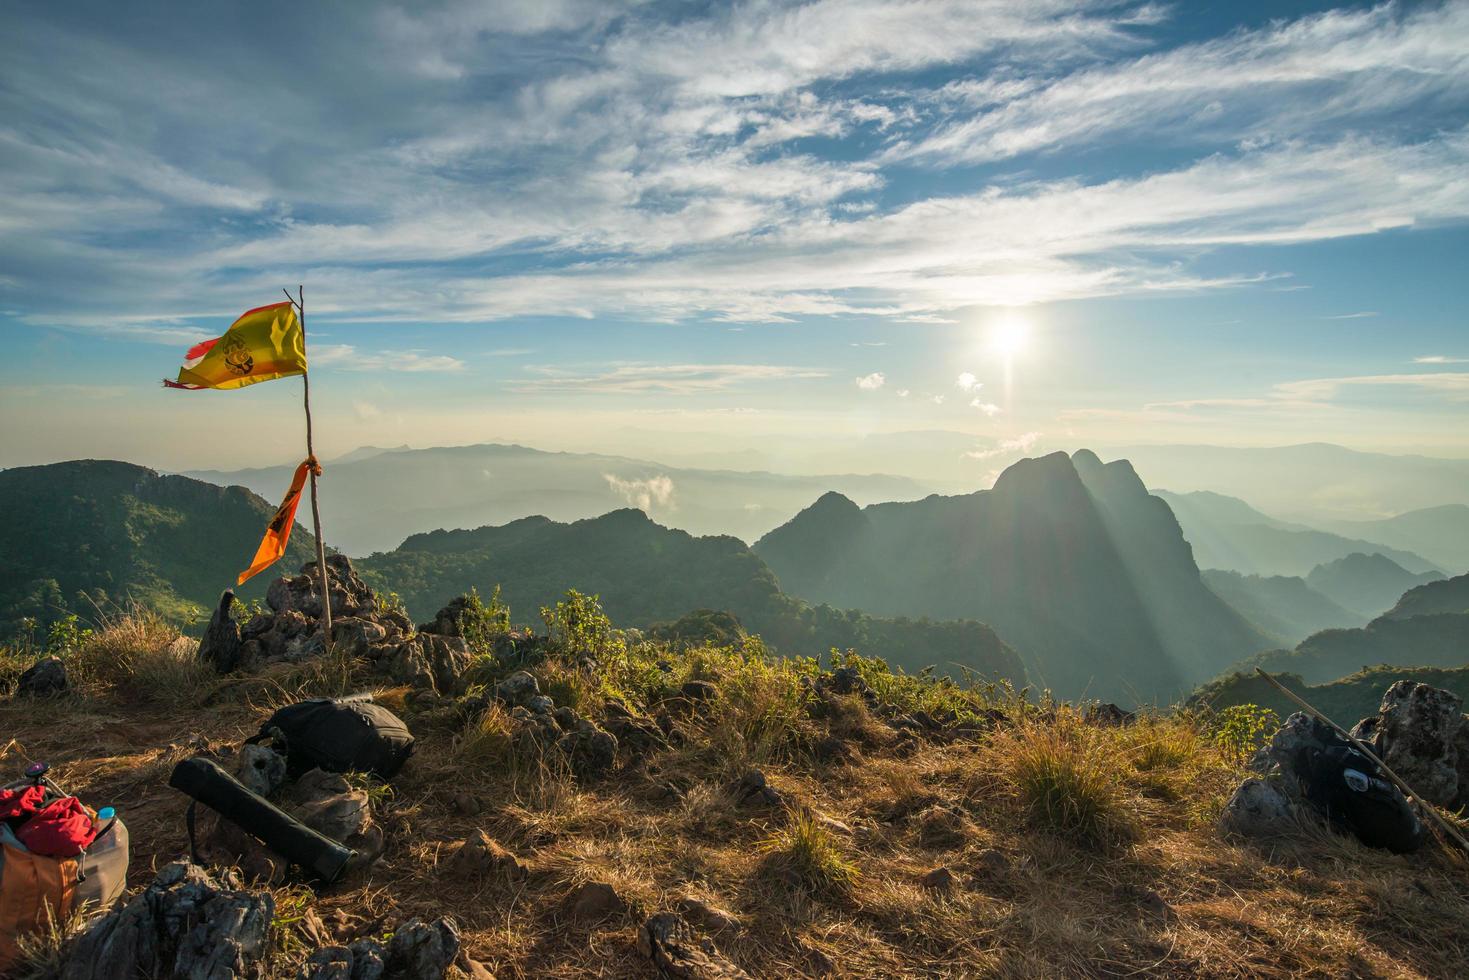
[250,697,414,780]
[1301,741,1425,854]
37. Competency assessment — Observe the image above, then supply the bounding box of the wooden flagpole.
[289,284,333,645]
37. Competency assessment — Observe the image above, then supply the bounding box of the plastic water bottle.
[77,809,129,915]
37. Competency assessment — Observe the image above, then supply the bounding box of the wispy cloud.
[970,399,1002,416]
[603,472,675,511]
[3,2,1467,328]
[855,371,886,390]
[1273,372,1469,401]
[312,345,466,372]
[1415,355,1469,364]
[1321,311,1380,320]
[519,363,828,394]
[965,432,1042,460]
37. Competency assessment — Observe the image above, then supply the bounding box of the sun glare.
[992,316,1030,358]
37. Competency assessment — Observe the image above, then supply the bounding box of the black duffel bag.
[250,696,414,780]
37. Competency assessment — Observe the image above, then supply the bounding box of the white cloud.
[311,345,466,372]
[895,388,910,398]
[965,431,1042,460]
[603,473,675,512]
[1321,311,1380,320]
[1273,372,1469,402]
[520,363,827,394]
[352,399,382,420]
[855,372,886,390]
[930,394,945,405]
[1415,355,1468,364]
[956,372,981,391]
[970,399,1002,416]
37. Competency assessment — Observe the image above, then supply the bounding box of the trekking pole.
[1255,668,1469,853]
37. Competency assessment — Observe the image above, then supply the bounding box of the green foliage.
[541,590,625,661]
[458,586,511,654]
[758,806,859,892]
[1209,703,1280,766]
[45,614,92,655]
[1006,721,1132,850]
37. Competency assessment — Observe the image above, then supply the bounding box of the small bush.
[759,806,859,892]
[1209,703,1280,766]
[1005,720,1132,849]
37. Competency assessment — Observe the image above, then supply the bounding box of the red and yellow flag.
[238,457,319,585]
[164,301,307,391]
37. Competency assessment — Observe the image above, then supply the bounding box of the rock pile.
[297,916,465,980]
[61,862,274,980]
[1220,680,1469,851]
[16,655,68,697]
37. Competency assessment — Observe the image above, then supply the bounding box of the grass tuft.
[759,806,860,893]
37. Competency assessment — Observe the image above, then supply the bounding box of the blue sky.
[2,0,1467,475]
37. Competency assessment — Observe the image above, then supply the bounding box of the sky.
[2,0,1468,478]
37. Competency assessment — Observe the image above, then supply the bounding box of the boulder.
[919,866,956,892]
[298,918,460,980]
[557,721,618,777]
[198,590,244,673]
[332,617,388,658]
[1351,680,1467,808]
[17,656,68,697]
[385,634,472,696]
[731,769,783,808]
[236,743,287,797]
[1219,777,1295,839]
[494,670,540,707]
[418,596,476,638]
[636,911,751,979]
[61,862,273,980]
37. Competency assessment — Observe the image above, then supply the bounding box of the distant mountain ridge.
[185,442,933,555]
[755,450,1271,704]
[1317,505,1469,575]
[359,509,1027,684]
[0,460,318,632]
[1156,489,1440,577]
[1200,570,1367,646]
[1304,552,1444,619]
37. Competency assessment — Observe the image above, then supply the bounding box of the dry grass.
[3,612,1469,977]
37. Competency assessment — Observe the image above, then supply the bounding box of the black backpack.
[250,697,415,781]
[1300,740,1425,854]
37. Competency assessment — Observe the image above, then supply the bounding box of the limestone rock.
[636,911,751,979]
[332,617,388,658]
[557,720,618,776]
[236,743,287,797]
[198,590,244,673]
[1219,777,1295,839]
[17,656,68,697]
[1352,680,1466,808]
[61,862,273,980]
[386,634,472,695]
[494,670,540,707]
[385,917,461,979]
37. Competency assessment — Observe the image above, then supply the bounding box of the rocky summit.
[5,549,1469,978]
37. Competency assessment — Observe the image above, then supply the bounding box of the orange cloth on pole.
[238,457,319,585]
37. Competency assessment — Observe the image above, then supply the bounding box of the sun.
[992,315,1030,358]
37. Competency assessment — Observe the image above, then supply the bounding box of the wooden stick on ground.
[1255,667,1469,853]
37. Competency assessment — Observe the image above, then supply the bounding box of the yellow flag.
[164,301,307,390]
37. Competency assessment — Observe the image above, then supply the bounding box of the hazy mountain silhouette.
[1200,569,1367,646]
[1117,442,1469,523]
[1317,505,1469,575]
[358,509,1026,684]
[185,443,931,555]
[0,460,318,632]
[1155,489,1439,576]
[1217,571,1469,687]
[1304,553,1444,619]
[754,450,1271,705]
[1379,572,1469,621]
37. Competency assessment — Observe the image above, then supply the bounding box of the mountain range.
[1198,570,1367,647]
[754,450,1272,704]
[184,443,932,556]
[1156,489,1441,577]
[1303,552,1444,619]
[355,509,1026,684]
[0,460,318,632]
